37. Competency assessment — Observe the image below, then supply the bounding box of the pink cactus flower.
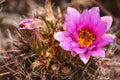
[19,19,44,30]
[54,7,114,64]
[19,18,44,48]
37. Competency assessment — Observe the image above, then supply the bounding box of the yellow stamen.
[78,29,95,47]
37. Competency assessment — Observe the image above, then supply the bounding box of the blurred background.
[0,0,120,80]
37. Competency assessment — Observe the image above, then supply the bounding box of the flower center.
[77,29,96,47]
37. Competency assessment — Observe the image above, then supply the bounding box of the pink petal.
[89,7,99,15]
[80,9,90,24]
[93,21,107,38]
[77,9,91,31]
[65,7,81,26]
[64,21,76,33]
[72,31,78,42]
[59,37,72,51]
[19,19,34,30]
[89,7,101,26]
[101,16,113,31]
[79,53,90,64]
[19,19,33,25]
[54,31,71,41]
[72,47,87,54]
[77,24,85,33]
[71,41,87,54]
[89,47,105,57]
[97,34,114,47]
[89,45,96,50]
[71,41,79,48]
[71,51,77,57]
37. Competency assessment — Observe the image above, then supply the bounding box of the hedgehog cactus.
[18,0,114,79]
